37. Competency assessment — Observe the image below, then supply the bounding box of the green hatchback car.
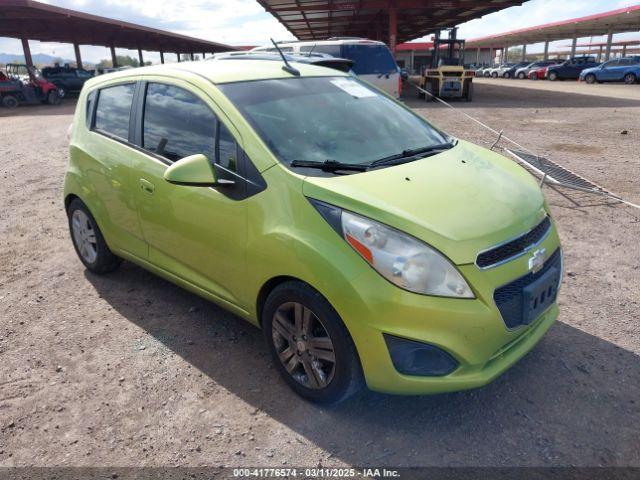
[65,59,562,403]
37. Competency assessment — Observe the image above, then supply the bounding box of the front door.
[129,80,250,309]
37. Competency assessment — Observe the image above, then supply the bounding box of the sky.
[1,0,638,64]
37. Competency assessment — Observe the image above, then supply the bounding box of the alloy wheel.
[271,302,336,389]
[71,209,98,264]
[625,74,636,85]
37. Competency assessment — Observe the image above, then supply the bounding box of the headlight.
[310,199,474,298]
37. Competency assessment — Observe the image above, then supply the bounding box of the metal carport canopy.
[0,0,235,54]
[467,4,640,48]
[257,0,528,45]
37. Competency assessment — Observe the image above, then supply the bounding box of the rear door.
[85,81,147,258]
[128,79,258,309]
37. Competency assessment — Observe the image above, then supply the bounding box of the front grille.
[476,217,551,269]
[494,248,561,329]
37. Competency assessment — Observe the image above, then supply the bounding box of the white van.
[252,38,401,98]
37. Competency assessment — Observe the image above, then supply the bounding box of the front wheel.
[548,71,558,81]
[624,73,637,85]
[491,72,498,78]
[67,198,121,274]
[518,72,526,79]
[263,281,363,404]
[1,94,19,108]
[503,72,511,79]
[530,73,538,80]
[584,74,596,84]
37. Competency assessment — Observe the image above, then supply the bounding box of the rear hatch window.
[341,44,397,75]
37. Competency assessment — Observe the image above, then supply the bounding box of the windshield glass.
[219,77,448,167]
[341,44,397,75]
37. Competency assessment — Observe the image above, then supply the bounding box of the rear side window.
[142,83,216,162]
[342,44,397,75]
[94,83,135,140]
[301,44,341,57]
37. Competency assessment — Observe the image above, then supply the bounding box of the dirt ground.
[1,80,639,468]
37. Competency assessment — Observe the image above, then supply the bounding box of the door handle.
[139,178,155,195]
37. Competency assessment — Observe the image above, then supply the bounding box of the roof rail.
[327,36,367,40]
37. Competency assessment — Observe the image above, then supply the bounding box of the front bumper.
[336,224,561,395]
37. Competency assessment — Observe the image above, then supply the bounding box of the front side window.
[94,83,135,139]
[142,83,216,162]
[219,77,448,168]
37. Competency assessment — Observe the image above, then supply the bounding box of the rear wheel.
[1,94,19,108]
[624,73,637,85]
[67,198,121,274]
[584,74,596,84]
[263,281,363,404]
[47,90,61,105]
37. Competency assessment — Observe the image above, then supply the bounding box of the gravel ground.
[1,81,639,468]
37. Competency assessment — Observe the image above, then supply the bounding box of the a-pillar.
[21,38,33,69]
[605,32,614,61]
[388,0,397,52]
[110,46,118,67]
[73,42,83,70]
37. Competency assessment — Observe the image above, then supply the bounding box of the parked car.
[252,38,401,97]
[501,61,530,79]
[528,65,553,80]
[209,51,355,73]
[65,60,562,404]
[488,64,517,78]
[2,63,63,106]
[580,57,640,84]
[547,56,600,81]
[515,60,558,79]
[42,66,93,93]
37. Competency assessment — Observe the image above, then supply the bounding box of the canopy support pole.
[73,42,83,69]
[21,38,33,70]
[110,45,118,67]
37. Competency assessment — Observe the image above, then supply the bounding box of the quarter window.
[94,83,135,139]
[142,83,216,162]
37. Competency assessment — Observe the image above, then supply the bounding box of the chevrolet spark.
[65,60,562,404]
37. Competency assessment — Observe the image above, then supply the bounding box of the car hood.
[302,140,547,265]
[580,66,600,75]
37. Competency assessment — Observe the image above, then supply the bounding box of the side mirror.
[164,154,234,187]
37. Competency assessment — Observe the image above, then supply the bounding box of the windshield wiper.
[290,159,368,172]
[367,141,456,169]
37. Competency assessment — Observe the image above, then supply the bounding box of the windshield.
[341,44,398,75]
[219,77,448,167]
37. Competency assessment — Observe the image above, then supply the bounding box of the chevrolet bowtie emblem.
[528,248,547,274]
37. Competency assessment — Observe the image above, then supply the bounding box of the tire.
[624,73,637,85]
[518,72,526,79]
[67,198,121,274]
[548,71,558,81]
[47,90,61,105]
[1,95,19,108]
[491,72,498,78]
[585,74,596,85]
[262,281,364,404]
[530,73,538,81]
[503,72,511,79]
[464,81,473,102]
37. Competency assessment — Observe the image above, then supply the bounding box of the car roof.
[84,59,349,88]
